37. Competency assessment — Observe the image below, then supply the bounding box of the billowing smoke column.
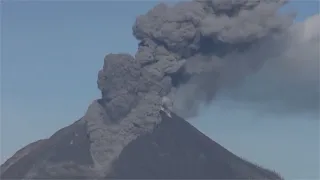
[98,0,293,120]
[97,0,294,119]
[85,0,301,174]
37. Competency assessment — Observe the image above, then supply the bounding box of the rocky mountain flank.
[2,0,292,179]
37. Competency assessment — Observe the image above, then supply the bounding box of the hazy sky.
[1,1,319,179]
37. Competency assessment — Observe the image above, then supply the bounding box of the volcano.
[1,110,281,179]
[1,0,292,179]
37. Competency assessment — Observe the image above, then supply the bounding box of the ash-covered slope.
[1,111,282,179]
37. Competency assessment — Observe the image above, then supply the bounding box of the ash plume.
[93,0,319,124]
[218,14,320,114]
[85,0,296,171]
[129,0,294,118]
[87,0,301,171]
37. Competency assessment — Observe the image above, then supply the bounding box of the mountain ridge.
[1,110,283,179]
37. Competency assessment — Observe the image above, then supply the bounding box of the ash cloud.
[87,0,318,173]
[132,0,294,118]
[96,0,317,120]
[218,14,320,114]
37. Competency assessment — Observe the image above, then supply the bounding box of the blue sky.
[1,0,319,179]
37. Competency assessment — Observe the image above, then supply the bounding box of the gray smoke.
[86,0,317,174]
[97,0,295,119]
[188,14,319,179]
[217,14,320,114]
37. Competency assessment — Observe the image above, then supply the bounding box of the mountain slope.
[108,111,281,179]
[1,111,282,179]
[1,119,96,179]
